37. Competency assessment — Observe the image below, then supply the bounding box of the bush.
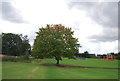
[2,56,33,63]
[23,54,29,60]
[2,57,18,62]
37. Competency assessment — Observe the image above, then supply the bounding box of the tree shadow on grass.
[40,63,120,70]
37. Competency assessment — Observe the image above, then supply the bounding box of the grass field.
[2,58,119,79]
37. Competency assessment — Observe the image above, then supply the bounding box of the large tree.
[32,24,80,64]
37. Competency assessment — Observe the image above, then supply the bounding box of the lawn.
[2,58,119,79]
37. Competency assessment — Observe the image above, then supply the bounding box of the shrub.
[2,55,35,63]
[23,54,29,60]
[2,57,18,62]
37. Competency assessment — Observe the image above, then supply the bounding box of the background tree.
[32,24,80,64]
[2,33,22,56]
[2,33,31,56]
[109,52,115,56]
[84,51,89,58]
[20,34,31,56]
[102,54,107,58]
[115,52,120,60]
[0,34,2,54]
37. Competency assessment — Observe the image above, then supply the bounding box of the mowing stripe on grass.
[27,66,46,79]
[32,67,39,72]
[27,67,39,79]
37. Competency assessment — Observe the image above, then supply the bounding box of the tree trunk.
[56,59,59,65]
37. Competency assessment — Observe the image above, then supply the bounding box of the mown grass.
[2,58,119,79]
[44,58,118,68]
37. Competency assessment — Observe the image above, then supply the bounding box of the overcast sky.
[0,0,119,54]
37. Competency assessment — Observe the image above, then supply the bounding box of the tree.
[110,52,115,56]
[2,33,22,56]
[0,34,2,54]
[2,33,31,56]
[84,51,89,58]
[102,54,107,58]
[115,52,120,60]
[32,24,80,64]
[20,34,31,56]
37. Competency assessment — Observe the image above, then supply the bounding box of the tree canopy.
[84,51,90,58]
[2,33,31,56]
[32,24,80,64]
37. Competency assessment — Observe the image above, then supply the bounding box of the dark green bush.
[2,57,18,62]
[23,54,29,60]
[2,56,34,63]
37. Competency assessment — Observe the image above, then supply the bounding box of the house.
[89,54,96,58]
[97,54,103,58]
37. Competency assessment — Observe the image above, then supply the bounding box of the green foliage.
[2,33,22,56]
[2,56,18,62]
[2,33,31,56]
[0,34,2,54]
[32,24,80,64]
[2,56,32,63]
[115,52,120,60]
[108,52,120,60]
[20,34,31,55]
[23,52,30,60]
[83,51,90,58]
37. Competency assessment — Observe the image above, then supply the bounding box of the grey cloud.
[118,2,120,41]
[89,27,118,42]
[91,2,118,28]
[1,2,25,23]
[68,2,96,10]
[67,2,118,28]
[89,34,117,42]
[67,2,118,42]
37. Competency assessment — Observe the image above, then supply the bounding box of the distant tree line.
[2,33,31,56]
[1,32,120,61]
[75,51,90,58]
[98,52,120,60]
[106,52,120,60]
[75,51,120,60]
